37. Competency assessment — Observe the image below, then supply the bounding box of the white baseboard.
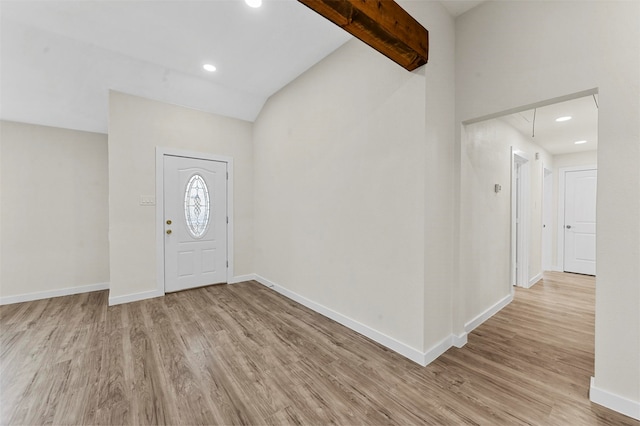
[590,377,640,420]
[528,272,543,288]
[253,274,463,367]
[551,266,563,272]
[465,290,514,334]
[0,282,110,305]
[423,335,456,365]
[451,332,468,348]
[228,274,258,284]
[108,288,164,306]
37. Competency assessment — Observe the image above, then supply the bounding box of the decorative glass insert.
[184,174,210,238]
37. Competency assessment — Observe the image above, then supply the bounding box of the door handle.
[166,229,172,235]
[566,225,572,229]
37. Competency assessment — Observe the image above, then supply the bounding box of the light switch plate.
[140,196,156,206]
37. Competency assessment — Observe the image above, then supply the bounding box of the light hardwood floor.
[1,272,637,425]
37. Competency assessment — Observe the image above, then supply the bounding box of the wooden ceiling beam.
[297,0,428,71]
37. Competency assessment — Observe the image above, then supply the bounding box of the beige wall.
[107,92,253,301]
[461,118,552,317]
[253,39,427,351]
[457,0,639,408]
[253,1,455,354]
[0,120,109,299]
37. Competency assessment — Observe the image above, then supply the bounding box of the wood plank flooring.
[1,272,637,425]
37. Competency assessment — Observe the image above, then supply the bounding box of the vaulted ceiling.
[1,0,350,133]
[1,0,483,134]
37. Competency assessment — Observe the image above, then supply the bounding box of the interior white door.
[164,155,227,292]
[564,169,597,275]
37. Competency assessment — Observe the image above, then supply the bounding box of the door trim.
[556,165,596,272]
[542,165,553,271]
[511,149,530,287]
[155,147,234,296]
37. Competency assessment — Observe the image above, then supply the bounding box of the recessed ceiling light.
[574,140,587,145]
[555,116,572,122]
[245,0,262,8]
[203,64,217,72]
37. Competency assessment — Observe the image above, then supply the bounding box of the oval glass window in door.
[184,174,210,238]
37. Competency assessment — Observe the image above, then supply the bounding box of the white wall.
[253,1,455,356]
[461,118,552,316]
[553,150,598,170]
[107,92,253,302]
[0,120,109,301]
[456,0,639,414]
[409,1,457,353]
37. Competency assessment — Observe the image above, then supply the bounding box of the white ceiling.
[501,95,599,155]
[0,0,484,134]
[439,0,486,18]
[1,0,353,133]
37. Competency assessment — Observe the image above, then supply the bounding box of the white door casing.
[542,167,553,271]
[511,149,530,287]
[563,169,597,275]
[163,154,228,292]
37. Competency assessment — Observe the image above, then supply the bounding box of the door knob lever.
[566,225,572,229]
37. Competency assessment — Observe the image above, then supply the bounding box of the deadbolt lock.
[166,220,172,225]
[166,229,172,235]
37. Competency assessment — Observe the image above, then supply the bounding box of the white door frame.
[542,165,553,271]
[511,149,530,287]
[155,147,234,295]
[556,164,597,272]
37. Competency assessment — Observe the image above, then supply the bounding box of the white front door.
[164,155,228,292]
[564,169,597,275]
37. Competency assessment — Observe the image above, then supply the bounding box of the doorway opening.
[461,89,598,293]
[460,88,601,417]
